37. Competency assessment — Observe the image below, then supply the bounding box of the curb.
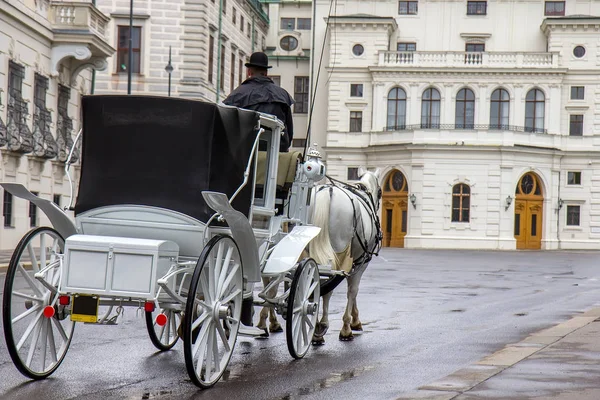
[395,306,600,400]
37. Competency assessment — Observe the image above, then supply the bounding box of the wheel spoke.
[193,321,212,376]
[12,304,42,325]
[18,264,43,298]
[25,317,43,368]
[216,247,233,297]
[211,329,221,379]
[27,243,39,274]
[51,316,69,342]
[217,263,239,300]
[47,321,58,364]
[12,291,42,302]
[220,288,241,305]
[216,322,231,352]
[200,271,211,303]
[16,309,43,350]
[40,234,47,272]
[191,310,210,332]
[306,281,318,299]
[192,318,212,356]
[40,317,49,371]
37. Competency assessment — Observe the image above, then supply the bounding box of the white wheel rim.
[291,261,320,357]
[153,307,181,347]
[7,229,73,375]
[190,238,242,385]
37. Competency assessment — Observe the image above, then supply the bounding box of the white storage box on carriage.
[61,235,179,299]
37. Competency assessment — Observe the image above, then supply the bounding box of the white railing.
[50,1,109,39]
[379,51,559,68]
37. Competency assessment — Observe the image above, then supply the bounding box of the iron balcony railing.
[383,123,548,134]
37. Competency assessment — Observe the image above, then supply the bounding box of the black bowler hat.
[245,52,272,69]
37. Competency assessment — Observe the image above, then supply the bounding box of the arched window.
[455,88,475,129]
[387,87,407,130]
[421,88,440,129]
[525,89,545,133]
[490,88,510,129]
[452,184,470,222]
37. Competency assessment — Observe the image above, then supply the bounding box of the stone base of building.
[404,236,517,250]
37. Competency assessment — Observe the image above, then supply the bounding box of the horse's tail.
[309,188,338,269]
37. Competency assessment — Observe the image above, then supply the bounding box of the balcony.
[378,51,560,69]
[49,1,115,80]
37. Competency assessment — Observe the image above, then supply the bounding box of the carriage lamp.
[504,195,513,211]
[165,46,174,97]
[409,193,417,209]
[304,145,326,181]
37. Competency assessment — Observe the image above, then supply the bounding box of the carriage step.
[239,325,269,338]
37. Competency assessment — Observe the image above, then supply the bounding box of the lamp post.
[165,46,173,97]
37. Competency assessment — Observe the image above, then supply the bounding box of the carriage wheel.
[286,258,320,359]
[183,234,243,388]
[145,304,181,351]
[2,227,74,379]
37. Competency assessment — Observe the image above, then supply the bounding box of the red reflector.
[43,306,55,318]
[59,296,70,306]
[144,302,155,312]
[156,313,167,326]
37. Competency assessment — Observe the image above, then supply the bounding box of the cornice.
[368,68,568,78]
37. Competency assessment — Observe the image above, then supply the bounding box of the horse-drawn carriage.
[1,95,381,388]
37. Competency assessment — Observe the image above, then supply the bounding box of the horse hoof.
[270,324,283,333]
[339,333,354,341]
[312,337,325,346]
[350,323,363,331]
[314,322,329,337]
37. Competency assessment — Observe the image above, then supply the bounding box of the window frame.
[465,43,485,52]
[294,76,310,114]
[569,114,584,136]
[29,191,39,228]
[490,88,510,129]
[3,190,13,228]
[230,52,236,93]
[116,25,142,74]
[421,87,441,129]
[397,42,417,51]
[281,18,295,30]
[387,87,407,130]
[398,1,418,15]
[525,88,545,133]
[347,167,360,181]
[544,1,565,16]
[570,86,585,100]
[451,184,471,223]
[567,171,582,186]
[566,205,580,226]
[455,88,475,129]
[292,139,307,148]
[349,111,363,132]
[297,18,311,30]
[270,76,281,86]
[208,35,215,84]
[350,84,363,97]
[280,35,299,51]
[219,44,226,91]
[466,1,487,15]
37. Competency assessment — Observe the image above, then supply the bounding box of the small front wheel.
[286,258,320,359]
[2,227,74,379]
[145,305,181,351]
[183,234,243,388]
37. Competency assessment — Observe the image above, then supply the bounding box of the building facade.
[94,0,269,103]
[0,0,114,249]
[263,0,312,150]
[310,0,600,250]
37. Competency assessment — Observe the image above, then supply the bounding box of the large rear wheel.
[2,227,73,379]
[183,234,243,388]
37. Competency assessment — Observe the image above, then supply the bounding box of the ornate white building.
[93,0,270,103]
[0,0,114,249]
[310,0,600,250]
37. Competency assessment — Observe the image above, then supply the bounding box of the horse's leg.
[312,291,332,345]
[257,277,270,330]
[340,268,365,340]
[257,276,282,332]
[349,268,365,331]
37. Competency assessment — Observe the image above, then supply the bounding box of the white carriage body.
[62,234,179,299]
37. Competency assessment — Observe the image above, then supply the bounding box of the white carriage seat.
[255,150,302,213]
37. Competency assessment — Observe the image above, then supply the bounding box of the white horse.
[309,168,382,343]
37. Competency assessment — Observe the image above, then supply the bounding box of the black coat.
[223,76,295,152]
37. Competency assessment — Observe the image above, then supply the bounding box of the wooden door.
[382,170,408,248]
[514,173,543,250]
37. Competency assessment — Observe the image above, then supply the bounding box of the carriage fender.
[0,183,78,239]
[202,191,261,283]
[262,225,321,276]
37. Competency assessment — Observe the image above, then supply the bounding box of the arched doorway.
[382,169,408,247]
[514,172,544,249]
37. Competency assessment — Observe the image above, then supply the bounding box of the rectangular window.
[350,84,363,97]
[567,171,582,185]
[467,1,487,15]
[53,194,61,208]
[270,75,281,86]
[292,138,306,148]
[223,0,226,14]
[401,210,407,233]
[514,213,520,236]
[208,35,214,83]
[566,205,580,226]
[297,18,311,30]
[466,43,485,52]
[220,44,225,91]
[230,52,236,93]
[294,76,309,113]
[531,214,537,236]
[238,57,243,85]
[386,210,392,234]
[116,26,141,73]
[281,18,295,30]
[3,190,13,227]
[232,8,236,24]
[247,23,251,38]
[240,15,244,32]
[545,1,565,16]
[397,42,416,52]
[349,111,362,132]
[569,114,583,136]
[347,167,359,181]
[398,1,418,15]
[570,86,584,100]
[29,191,38,228]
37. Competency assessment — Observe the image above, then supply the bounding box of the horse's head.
[358,167,382,210]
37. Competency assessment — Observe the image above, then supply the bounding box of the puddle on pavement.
[278,365,376,399]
